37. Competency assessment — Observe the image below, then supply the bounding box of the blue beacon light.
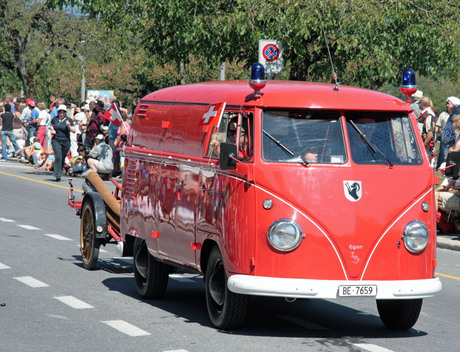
[401,68,416,88]
[400,68,417,103]
[249,63,266,98]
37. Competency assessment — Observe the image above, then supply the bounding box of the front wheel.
[205,247,247,330]
[80,200,101,270]
[377,299,423,330]
[133,238,169,299]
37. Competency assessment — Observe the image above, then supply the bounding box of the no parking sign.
[258,39,283,75]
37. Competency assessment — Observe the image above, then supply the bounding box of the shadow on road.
[71,255,134,274]
[99,274,428,339]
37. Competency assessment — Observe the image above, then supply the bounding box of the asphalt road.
[0,161,459,352]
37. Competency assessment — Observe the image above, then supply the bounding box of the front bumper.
[227,275,442,299]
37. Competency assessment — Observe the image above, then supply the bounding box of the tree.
[0,0,103,98]
[56,0,458,89]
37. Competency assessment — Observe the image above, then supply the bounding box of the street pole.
[220,62,225,81]
[81,66,86,103]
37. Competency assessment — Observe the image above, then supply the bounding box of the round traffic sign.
[262,44,280,62]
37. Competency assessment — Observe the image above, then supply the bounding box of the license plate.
[338,285,377,297]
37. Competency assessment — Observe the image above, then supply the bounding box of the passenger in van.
[302,145,318,163]
[280,145,319,163]
[211,116,250,159]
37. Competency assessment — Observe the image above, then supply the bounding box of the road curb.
[437,235,460,251]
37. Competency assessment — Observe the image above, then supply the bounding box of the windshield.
[346,112,422,165]
[262,110,423,166]
[262,110,346,164]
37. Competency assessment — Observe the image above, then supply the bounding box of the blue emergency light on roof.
[400,68,417,103]
[250,63,265,83]
[249,63,266,99]
[401,68,416,88]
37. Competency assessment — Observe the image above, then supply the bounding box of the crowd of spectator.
[401,90,460,170]
[0,91,459,179]
[0,94,139,182]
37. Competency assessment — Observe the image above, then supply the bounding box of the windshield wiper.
[349,120,393,168]
[263,130,310,166]
[263,130,294,157]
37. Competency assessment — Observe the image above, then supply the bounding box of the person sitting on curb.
[68,145,87,177]
[14,138,43,164]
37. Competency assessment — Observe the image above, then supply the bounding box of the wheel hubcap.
[81,209,93,259]
[135,244,148,279]
[209,263,225,306]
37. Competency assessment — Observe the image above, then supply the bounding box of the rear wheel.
[205,247,247,330]
[133,238,169,299]
[80,200,101,270]
[377,299,423,330]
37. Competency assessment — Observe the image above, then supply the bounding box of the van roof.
[142,80,410,112]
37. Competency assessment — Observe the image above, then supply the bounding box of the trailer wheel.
[377,299,423,330]
[133,238,169,299]
[80,200,101,270]
[205,247,247,330]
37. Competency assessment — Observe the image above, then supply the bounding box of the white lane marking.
[353,343,395,352]
[164,350,189,352]
[17,225,40,231]
[47,314,70,321]
[0,263,11,270]
[14,276,49,288]
[102,320,151,337]
[0,217,15,222]
[45,234,73,241]
[54,296,94,309]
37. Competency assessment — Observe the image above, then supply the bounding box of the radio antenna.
[318,7,339,91]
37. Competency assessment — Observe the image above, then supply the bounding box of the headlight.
[267,219,303,251]
[402,221,429,253]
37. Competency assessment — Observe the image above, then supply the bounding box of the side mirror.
[219,143,237,170]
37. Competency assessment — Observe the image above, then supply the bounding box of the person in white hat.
[49,104,76,181]
[410,90,423,104]
[437,96,460,169]
[74,102,90,145]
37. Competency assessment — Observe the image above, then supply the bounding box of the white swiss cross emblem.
[202,105,218,124]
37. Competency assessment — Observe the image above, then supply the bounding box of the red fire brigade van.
[118,65,441,330]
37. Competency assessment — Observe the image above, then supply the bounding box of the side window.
[206,112,232,158]
[206,111,253,160]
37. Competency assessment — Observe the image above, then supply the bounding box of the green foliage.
[0,0,152,105]
[54,0,458,89]
[0,0,99,98]
[2,0,458,105]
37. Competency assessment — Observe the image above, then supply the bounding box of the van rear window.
[345,112,422,165]
[262,110,346,164]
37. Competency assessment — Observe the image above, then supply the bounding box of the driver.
[303,145,318,163]
[211,116,250,158]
